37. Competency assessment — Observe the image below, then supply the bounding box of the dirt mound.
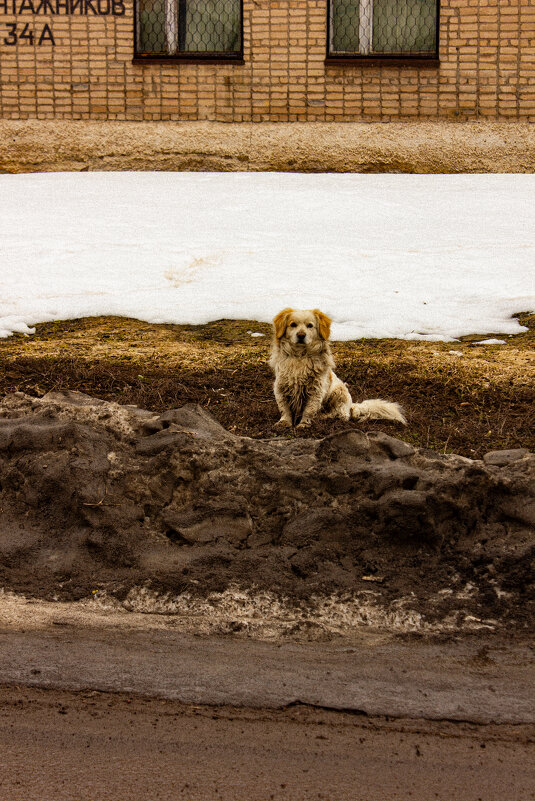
[0,391,533,632]
[3,120,535,174]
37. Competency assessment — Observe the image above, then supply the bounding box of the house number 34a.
[3,22,55,45]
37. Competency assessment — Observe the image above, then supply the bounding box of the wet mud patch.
[0,391,533,635]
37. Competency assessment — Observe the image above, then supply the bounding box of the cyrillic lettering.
[35,0,55,13]
[38,21,54,43]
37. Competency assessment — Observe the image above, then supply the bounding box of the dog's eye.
[290,322,297,328]
[306,323,313,328]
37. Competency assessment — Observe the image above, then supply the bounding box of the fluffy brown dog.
[269,308,407,429]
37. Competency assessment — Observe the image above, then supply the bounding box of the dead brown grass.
[0,314,533,458]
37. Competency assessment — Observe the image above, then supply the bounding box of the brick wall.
[0,0,534,121]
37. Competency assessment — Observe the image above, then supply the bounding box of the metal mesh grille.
[330,0,437,56]
[137,0,241,56]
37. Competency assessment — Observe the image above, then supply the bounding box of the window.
[135,0,242,60]
[328,0,438,59]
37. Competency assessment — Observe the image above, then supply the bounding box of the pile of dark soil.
[0,391,533,632]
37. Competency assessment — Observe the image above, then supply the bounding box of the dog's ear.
[313,310,332,341]
[273,308,294,340]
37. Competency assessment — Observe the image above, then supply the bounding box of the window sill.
[133,54,244,65]
[325,55,439,67]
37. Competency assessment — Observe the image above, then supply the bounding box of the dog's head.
[272,308,332,351]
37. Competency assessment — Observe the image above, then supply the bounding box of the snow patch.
[1,172,534,341]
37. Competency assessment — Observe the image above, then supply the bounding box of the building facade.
[0,0,534,122]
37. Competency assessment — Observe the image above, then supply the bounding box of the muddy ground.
[0,315,534,799]
[1,313,533,458]
[1,616,534,799]
[0,315,533,639]
[1,683,533,801]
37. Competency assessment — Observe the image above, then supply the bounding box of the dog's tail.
[351,399,407,425]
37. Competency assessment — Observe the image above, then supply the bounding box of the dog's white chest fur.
[275,353,325,385]
[276,354,327,401]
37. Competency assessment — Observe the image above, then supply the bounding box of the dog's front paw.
[296,418,312,429]
[274,417,292,429]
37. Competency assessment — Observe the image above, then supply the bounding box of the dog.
[269,308,407,429]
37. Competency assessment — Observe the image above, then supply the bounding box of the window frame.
[325,0,440,66]
[133,0,244,64]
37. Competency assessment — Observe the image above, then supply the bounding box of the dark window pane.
[138,0,167,54]
[331,0,360,53]
[373,0,436,53]
[185,0,241,52]
[330,0,437,56]
[137,0,241,55]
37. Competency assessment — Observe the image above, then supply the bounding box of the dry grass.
[0,313,533,458]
